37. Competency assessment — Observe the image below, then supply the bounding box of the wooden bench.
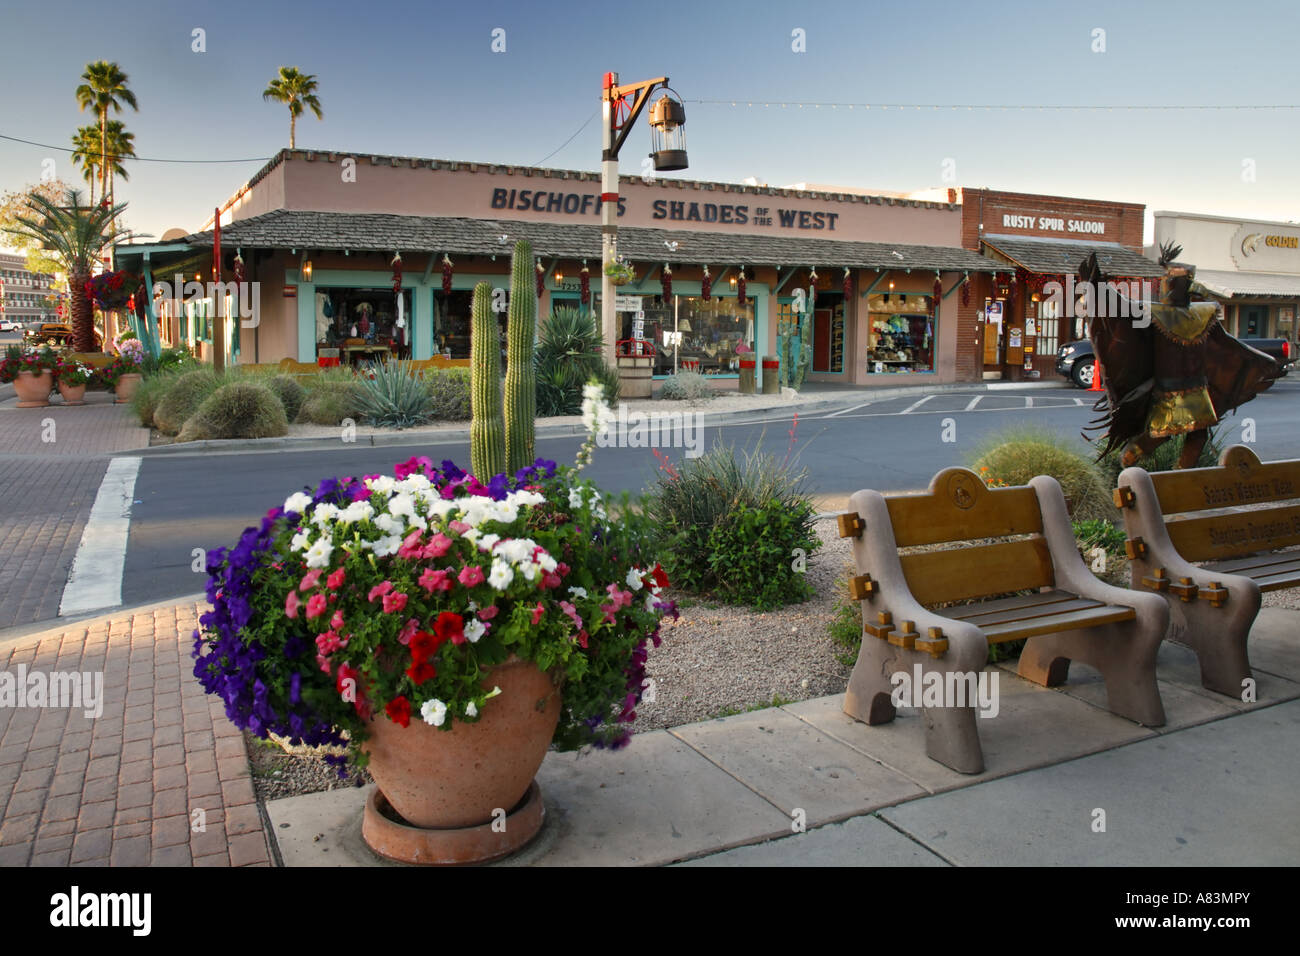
[839,467,1168,774]
[408,356,471,372]
[1115,444,1300,698]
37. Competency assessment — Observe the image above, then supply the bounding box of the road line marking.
[1074,397,1087,406]
[1025,396,1034,408]
[824,402,873,418]
[900,395,935,414]
[965,396,982,411]
[60,456,140,617]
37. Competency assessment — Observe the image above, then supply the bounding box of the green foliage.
[658,370,713,401]
[129,365,189,427]
[178,381,289,442]
[262,374,305,423]
[534,305,616,416]
[970,426,1114,522]
[424,368,472,420]
[140,346,195,377]
[644,443,820,609]
[712,694,796,719]
[505,239,537,474]
[153,368,221,435]
[297,367,366,425]
[1073,518,1126,556]
[1098,427,1223,488]
[470,282,505,481]
[355,361,432,429]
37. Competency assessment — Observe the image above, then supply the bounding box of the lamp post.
[600,71,687,368]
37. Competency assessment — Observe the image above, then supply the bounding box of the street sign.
[614,295,641,310]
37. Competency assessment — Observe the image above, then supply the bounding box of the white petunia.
[425,498,456,520]
[646,593,659,613]
[370,534,403,557]
[625,567,644,591]
[311,502,339,527]
[388,492,417,518]
[338,501,374,525]
[477,533,501,553]
[421,699,448,727]
[464,619,486,644]
[519,562,540,582]
[511,490,546,508]
[367,476,396,495]
[492,502,519,525]
[568,586,588,599]
[304,538,334,569]
[536,552,558,573]
[373,513,405,536]
[290,530,311,553]
[465,701,478,718]
[569,488,585,509]
[284,492,312,515]
[488,559,514,591]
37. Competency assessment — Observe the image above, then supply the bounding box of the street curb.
[124,380,1077,456]
[0,592,209,649]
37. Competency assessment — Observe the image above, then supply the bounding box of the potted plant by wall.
[603,256,637,287]
[1,345,59,407]
[193,406,674,864]
[54,359,92,405]
[111,334,145,403]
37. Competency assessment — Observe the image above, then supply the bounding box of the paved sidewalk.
[0,394,149,630]
[0,601,270,866]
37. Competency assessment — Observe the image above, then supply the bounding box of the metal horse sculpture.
[1078,243,1282,470]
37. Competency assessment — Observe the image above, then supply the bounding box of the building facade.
[1152,211,1300,344]
[0,253,57,327]
[115,150,997,387]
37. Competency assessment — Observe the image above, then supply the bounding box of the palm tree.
[262,67,323,148]
[4,189,133,352]
[70,125,102,205]
[101,120,136,209]
[75,61,138,208]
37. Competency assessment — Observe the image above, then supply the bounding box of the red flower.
[385,696,411,728]
[434,611,465,646]
[406,660,437,684]
[649,563,670,589]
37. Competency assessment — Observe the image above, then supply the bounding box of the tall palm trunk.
[290,112,296,149]
[70,272,94,353]
[100,112,108,207]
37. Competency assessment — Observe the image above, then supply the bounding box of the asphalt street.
[118,380,1300,607]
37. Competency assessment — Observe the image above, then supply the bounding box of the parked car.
[1057,336,1291,388]
[23,323,103,351]
[0,318,25,332]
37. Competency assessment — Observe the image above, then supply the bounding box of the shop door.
[812,308,831,371]
[1242,306,1266,337]
[982,300,1004,367]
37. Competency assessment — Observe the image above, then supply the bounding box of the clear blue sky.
[2,0,1298,249]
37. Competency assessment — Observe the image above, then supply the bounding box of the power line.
[531,111,598,167]
[0,132,270,163]
[688,99,1300,111]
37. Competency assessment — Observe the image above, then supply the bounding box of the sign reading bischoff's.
[487,189,840,231]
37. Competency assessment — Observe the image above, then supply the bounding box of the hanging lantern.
[536,261,545,298]
[662,262,672,300]
[392,252,403,295]
[580,262,590,306]
[441,255,453,296]
[737,267,746,306]
[701,265,711,301]
[843,267,852,299]
[647,90,688,171]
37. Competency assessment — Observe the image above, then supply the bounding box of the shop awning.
[116,209,999,274]
[1189,269,1300,298]
[981,233,1165,278]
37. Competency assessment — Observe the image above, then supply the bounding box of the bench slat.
[1243,558,1300,591]
[901,537,1054,607]
[979,604,1136,643]
[954,595,1106,628]
[887,482,1042,547]
[945,590,1079,621]
[1202,550,1300,574]
[1147,446,1300,514]
[1166,503,1300,562]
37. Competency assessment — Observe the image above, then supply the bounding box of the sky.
[2,0,1298,252]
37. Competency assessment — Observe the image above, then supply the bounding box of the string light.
[686,99,1299,112]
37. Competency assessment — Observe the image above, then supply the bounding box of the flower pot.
[57,382,87,406]
[362,656,561,831]
[13,370,53,408]
[114,372,142,404]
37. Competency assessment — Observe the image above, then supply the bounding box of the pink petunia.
[331,609,345,630]
[600,603,618,626]
[305,593,328,619]
[422,533,453,559]
[477,604,499,621]
[327,568,346,589]
[315,631,344,655]
[559,601,583,629]
[299,569,323,592]
[397,530,424,559]
[575,630,589,649]
[449,519,472,535]
[541,571,562,590]
[382,591,408,614]
[531,602,545,625]
[285,591,300,619]
[419,568,452,594]
[398,617,419,646]
[368,581,394,603]
[458,565,485,587]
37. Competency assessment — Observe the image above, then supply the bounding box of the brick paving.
[0,602,271,866]
[0,393,150,630]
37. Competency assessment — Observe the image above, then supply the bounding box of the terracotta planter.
[114,372,142,404]
[362,656,561,830]
[13,370,53,408]
[57,382,87,406]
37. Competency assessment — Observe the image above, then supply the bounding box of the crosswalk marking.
[900,395,935,414]
[824,402,873,418]
[965,396,982,411]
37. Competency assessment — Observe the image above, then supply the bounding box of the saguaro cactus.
[470,281,505,482]
[504,239,537,474]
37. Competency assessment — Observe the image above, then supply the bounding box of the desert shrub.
[141,346,196,377]
[261,374,305,423]
[1098,426,1223,488]
[970,427,1114,522]
[153,368,221,436]
[355,360,433,429]
[297,368,367,425]
[178,381,289,441]
[644,443,819,608]
[534,306,617,415]
[424,368,472,420]
[658,370,713,401]
[130,365,190,428]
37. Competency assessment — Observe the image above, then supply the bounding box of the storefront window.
[596,293,754,376]
[1036,296,1060,356]
[866,293,935,374]
[316,287,413,362]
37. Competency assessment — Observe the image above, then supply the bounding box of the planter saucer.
[361,781,545,865]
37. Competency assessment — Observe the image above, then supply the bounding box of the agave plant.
[534,306,620,416]
[355,360,434,429]
[4,188,133,353]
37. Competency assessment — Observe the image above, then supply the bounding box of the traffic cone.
[1090,359,1103,392]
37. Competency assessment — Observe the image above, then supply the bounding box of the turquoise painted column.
[295,274,315,361]
[414,285,433,360]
